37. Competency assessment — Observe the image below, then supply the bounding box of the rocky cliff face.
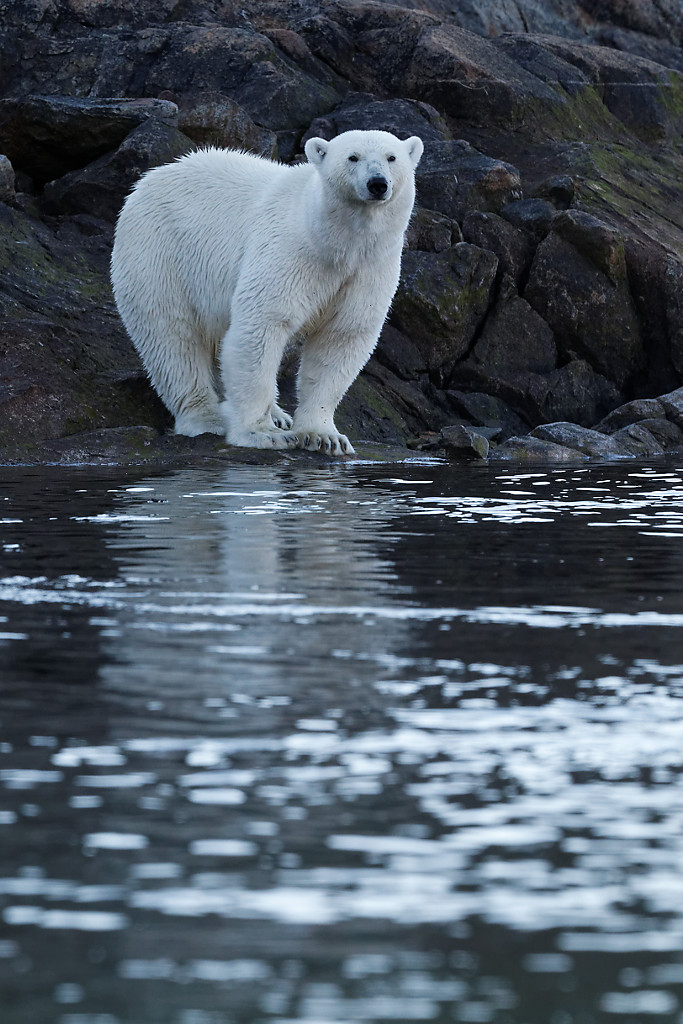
[0,0,681,462]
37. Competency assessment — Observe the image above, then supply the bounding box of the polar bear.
[110,130,423,454]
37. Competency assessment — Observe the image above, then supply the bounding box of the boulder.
[463,294,557,377]
[304,92,451,144]
[42,120,194,221]
[500,198,557,240]
[0,155,15,202]
[524,217,645,387]
[595,397,666,433]
[462,210,535,286]
[406,207,462,253]
[446,389,530,438]
[416,140,523,223]
[530,421,626,456]
[490,435,588,461]
[659,387,683,428]
[439,423,490,460]
[540,359,622,426]
[610,423,665,456]
[0,95,180,183]
[390,243,499,385]
[178,94,277,155]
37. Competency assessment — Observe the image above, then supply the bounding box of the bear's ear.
[404,136,424,169]
[305,137,329,166]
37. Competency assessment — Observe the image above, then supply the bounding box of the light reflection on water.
[1,460,683,1023]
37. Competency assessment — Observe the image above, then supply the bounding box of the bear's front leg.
[293,325,383,456]
[219,319,297,449]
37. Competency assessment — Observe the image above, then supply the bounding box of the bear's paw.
[297,430,355,456]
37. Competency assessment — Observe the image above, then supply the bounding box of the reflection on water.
[1,460,683,1023]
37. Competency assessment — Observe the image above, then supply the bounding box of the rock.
[374,325,428,380]
[524,36,682,140]
[304,93,451,144]
[439,423,490,460]
[0,201,169,451]
[552,210,626,283]
[530,421,626,456]
[540,359,622,426]
[0,155,15,202]
[390,243,499,385]
[595,397,666,433]
[416,140,523,223]
[635,417,683,449]
[610,423,665,456]
[490,435,588,461]
[446,389,530,438]
[406,207,462,253]
[524,224,645,387]
[532,174,576,209]
[462,211,535,287]
[403,22,563,124]
[463,294,557,376]
[659,387,683,428]
[178,94,277,155]
[623,241,683,397]
[42,120,194,221]
[500,198,557,239]
[0,95,180,183]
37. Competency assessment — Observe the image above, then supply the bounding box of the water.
[1,458,683,1024]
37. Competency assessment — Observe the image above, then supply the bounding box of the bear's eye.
[387,155,396,162]
[348,154,359,162]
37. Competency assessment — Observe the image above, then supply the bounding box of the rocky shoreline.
[0,0,681,467]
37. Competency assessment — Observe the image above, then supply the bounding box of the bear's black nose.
[367,176,388,198]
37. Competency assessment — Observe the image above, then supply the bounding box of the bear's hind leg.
[142,331,224,437]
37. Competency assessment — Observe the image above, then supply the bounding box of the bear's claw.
[297,431,355,456]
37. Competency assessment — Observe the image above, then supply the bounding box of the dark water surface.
[1,458,683,1024]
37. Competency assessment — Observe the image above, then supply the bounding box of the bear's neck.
[305,176,411,269]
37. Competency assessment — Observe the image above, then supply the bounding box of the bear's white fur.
[110,129,423,454]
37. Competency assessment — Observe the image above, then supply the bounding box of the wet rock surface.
[0,0,682,466]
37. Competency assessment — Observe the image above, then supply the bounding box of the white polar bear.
[110,129,423,454]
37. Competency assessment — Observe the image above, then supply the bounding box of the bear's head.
[304,129,423,206]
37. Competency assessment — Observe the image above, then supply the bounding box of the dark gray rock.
[42,120,194,221]
[595,397,666,433]
[0,201,170,454]
[635,417,683,449]
[440,423,490,460]
[530,421,626,456]
[406,207,462,253]
[0,95,180,183]
[416,140,523,223]
[304,93,450,145]
[525,225,644,387]
[464,295,557,376]
[524,35,682,141]
[375,326,428,380]
[446,389,530,438]
[541,359,622,427]
[610,423,665,456]
[659,387,683,428]
[500,198,557,239]
[178,93,277,155]
[462,210,535,287]
[390,243,499,385]
[490,435,588,461]
[532,174,576,209]
[403,22,563,123]
[0,155,14,202]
